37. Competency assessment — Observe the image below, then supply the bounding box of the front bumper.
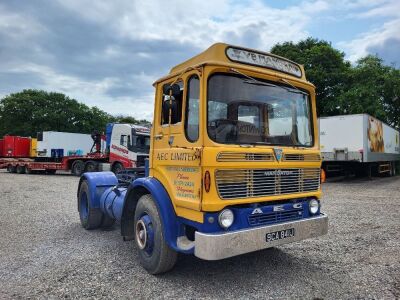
[194,213,328,260]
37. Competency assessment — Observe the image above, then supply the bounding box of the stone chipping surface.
[0,170,399,299]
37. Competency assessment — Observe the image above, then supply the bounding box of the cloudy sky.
[0,0,399,120]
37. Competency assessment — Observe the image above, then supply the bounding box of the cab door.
[151,71,203,220]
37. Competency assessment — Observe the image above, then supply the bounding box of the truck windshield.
[207,73,313,147]
[129,130,150,154]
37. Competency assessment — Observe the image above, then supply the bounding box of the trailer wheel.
[72,160,85,176]
[389,162,396,177]
[134,194,177,274]
[7,165,16,173]
[78,180,102,229]
[112,162,124,174]
[16,165,26,174]
[84,161,97,173]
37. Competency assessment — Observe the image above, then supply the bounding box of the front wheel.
[134,194,177,274]
[112,162,124,174]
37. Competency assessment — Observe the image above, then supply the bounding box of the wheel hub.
[135,215,154,255]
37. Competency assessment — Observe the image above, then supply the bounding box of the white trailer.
[36,131,94,158]
[319,114,400,176]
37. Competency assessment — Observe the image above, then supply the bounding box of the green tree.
[113,114,152,127]
[335,56,400,128]
[0,89,114,136]
[271,38,351,116]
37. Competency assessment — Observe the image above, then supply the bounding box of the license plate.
[266,228,295,243]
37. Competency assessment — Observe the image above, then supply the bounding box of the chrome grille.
[216,168,320,200]
[217,152,274,162]
[283,153,321,162]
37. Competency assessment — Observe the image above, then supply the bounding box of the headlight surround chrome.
[218,209,234,229]
[309,199,320,215]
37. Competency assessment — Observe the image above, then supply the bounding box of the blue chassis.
[78,171,321,254]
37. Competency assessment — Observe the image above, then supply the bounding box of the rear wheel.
[112,162,124,174]
[78,180,102,229]
[134,194,177,274]
[16,165,26,174]
[101,214,116,230]
[72,160,85,176]
[84,161,97,173]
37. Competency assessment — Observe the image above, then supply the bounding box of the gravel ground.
[0,170,399,299]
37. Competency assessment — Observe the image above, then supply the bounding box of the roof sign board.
[226,46,302,78]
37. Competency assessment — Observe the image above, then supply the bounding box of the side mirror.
[163,83,181,98]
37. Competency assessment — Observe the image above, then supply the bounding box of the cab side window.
[185,75,200,142]
[120,135,130,147]
[161,81,183,125]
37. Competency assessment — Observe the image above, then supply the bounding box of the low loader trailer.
[77,43,328,274]
[0,124,150,175]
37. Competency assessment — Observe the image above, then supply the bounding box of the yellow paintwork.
[150,43,321,223]
[30,138,37,157]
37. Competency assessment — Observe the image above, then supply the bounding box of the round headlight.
[309,199,319,215]
[218,209,234,229]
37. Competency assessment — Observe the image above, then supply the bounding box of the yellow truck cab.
[77,43,328,274]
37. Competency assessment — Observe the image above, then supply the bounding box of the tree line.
[271,38,399,129]
[0,90,150,137]
[1,37,399,138]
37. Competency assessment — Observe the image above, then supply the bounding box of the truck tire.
[78,180,102,229]
[84,161,97,173]
[7,165,16,173]
[72,160,85,176]
[16,165,26,174]
[101,215,115,230]
[46,169,57,175]
[112,162,124,174]
[134,194,177,274]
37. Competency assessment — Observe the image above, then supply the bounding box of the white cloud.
[338,18,400,62]
[336,0,400,62]
[56,0,330,50]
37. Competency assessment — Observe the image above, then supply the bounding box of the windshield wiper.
[278,78,308,96]
[230,68,307,95]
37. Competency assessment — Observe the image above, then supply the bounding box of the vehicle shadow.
[161,247,322,293]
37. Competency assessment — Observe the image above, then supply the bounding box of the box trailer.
[36,131,94,158]
[319,114,400,176]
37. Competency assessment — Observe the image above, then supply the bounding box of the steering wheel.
[210,119,238,142]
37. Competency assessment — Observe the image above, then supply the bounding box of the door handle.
[154,133,164,140]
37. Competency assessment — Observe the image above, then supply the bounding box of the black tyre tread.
[112,162,123,174]
[16,166,25,174]
[72,160,85,176]
[85,161,97,172]
[101,214,116,230]
[78,181,102,230]
[135,194,177,274]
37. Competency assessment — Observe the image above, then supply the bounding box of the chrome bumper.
[194,214,328,260]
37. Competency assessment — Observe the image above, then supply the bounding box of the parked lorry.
[320,114,400,177]
[77,43,328,274]
[0,124,150,175]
